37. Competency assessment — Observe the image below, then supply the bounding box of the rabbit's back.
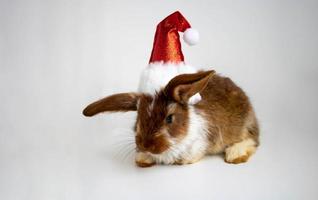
[196,74,259,152]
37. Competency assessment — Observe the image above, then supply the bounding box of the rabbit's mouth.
[135,133,171,155]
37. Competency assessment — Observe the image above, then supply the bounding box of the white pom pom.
[183,28,199,46]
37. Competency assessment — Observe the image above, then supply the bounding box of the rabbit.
[82,70,259,167]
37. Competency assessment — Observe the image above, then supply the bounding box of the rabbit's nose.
[139,141,155,152]
[143,142,151,149]
[137,141,149,152]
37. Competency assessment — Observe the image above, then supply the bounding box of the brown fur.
[83,93,139,116]
[134,92,189,154]
[164,70,215,104]
[196,75,259,154]
[82,70,259,167]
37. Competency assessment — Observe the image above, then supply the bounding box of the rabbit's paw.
[225,138,257,164]
[135,152,155,167]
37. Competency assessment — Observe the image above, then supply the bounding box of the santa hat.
[149,11,199,63]
[138,11,201,104]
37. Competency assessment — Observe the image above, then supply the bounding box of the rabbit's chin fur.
[145,106,209,165]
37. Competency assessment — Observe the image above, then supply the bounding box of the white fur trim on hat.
[138,62,201,104]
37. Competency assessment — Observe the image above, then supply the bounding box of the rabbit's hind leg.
[224,138,257,164]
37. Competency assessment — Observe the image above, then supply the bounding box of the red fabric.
[149,11,191,63]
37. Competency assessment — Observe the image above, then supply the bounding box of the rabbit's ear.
[164,70,215,104]
[82,93,141,117]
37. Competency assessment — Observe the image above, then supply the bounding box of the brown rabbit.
[83,70,259,167]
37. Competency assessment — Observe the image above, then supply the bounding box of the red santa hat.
[149,11,199,63]
[138,11,201,104]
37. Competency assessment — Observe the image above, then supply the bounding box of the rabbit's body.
[135,74,259,166]
[83,71,259,167]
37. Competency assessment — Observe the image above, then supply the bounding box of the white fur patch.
[150,106,209,164]
[138,62,201,104]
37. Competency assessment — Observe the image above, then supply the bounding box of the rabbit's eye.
[166,114,173,124]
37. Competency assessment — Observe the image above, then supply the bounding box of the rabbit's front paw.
[135,152,155,167]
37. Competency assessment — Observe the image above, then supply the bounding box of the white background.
[1,0,318,199]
